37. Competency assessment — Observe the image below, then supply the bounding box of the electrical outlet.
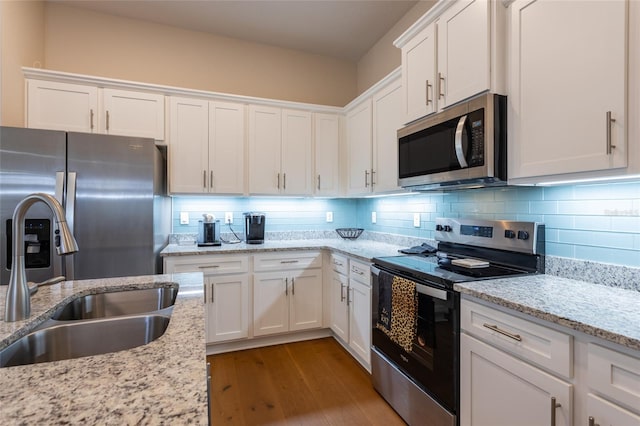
[326,211,333,222]
[179,212,189,225]
[371,211,377,224]
[225,212,233,224]
[413,213,421,228]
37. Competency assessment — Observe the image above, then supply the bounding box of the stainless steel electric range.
[371,218,545,426]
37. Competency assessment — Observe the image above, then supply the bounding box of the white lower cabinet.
[460,333,572,426]
[587,393,640,426]
[253,252,323,337]
[163,254,250,344]
[329,254,372,369]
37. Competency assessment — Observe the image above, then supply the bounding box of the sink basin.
[0,314,170,368]
[51,287,178,320]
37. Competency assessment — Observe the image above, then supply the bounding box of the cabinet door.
[349,279,371,365]
[26,79,98,133]
[372,78,403,193]
[509,0,627,179]
[209,101,245,194]
[102,88,165,140]
[281,109,313,195]
[206,275,249,343]
[253,272,288,336]
[346,99,373,195]
[402,23,437,123]
[587,393,640,426]
[460,333,572,426]
[289,268,322,332]
[437,0,490,109]
[313,113,340,196]
[168,97,209,194]
[248,105,281,194]
[330,271,349,342]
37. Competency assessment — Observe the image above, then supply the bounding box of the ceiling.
[52,0,420,61]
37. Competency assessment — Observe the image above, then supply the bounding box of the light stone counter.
[0,272,207,425]
[455,274,640,352]
[161,238,407,263]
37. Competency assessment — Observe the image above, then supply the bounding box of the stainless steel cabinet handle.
[454,115,469,168]
[550,397,561,426]
[90,109,94,130]
[106,110,110,131]
[438,72,445,99]
[333,260,343,267]
[317,174,321,190]
[283,173,286,190]
[340,283,345,302]
[346,285,351,306]
[352,267,364,275]
[198,265,220,269]
[210,171,214,189]
[426,80,432,105]
[292,277,295,295]
[203,170,207,189]
[280,260,299,264]
[606,111,616,154]
[365,170,369,187]
[482,323,522,341]
[210,283,215,303]
[588,416,599,426]
[285,277,288,296]
[203,284,207,304]
[277,172,281,189]
[371,169,376,186]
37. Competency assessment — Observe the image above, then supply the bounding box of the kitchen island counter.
[455,274,640,352]
[0,272,207,425]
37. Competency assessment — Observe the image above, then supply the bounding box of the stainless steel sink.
[51,287,178,320]
[0,314,171,368]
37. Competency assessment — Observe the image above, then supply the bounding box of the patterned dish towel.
[377,271,418,353]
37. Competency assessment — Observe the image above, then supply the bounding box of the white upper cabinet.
[402,23,437,123]
[396,0,504,124]
[26,79,165,140]
[346,73,403,196]
[437,0,490,109]
[313,113,341,196]
[508,0,628,181]
[102,88,165,140]
[169,96,245,194]
[27,80,98,133]
[249,105,313,195]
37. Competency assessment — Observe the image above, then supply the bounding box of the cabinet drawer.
[588,343,640,411]
[253,251,322,272]
[330,253,348,275]
[461,299,572,378]
[349,259,371,286]
[166,255,249,275]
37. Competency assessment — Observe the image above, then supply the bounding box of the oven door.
[371,265,459,414]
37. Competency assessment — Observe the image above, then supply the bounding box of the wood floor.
[207,337,406,425]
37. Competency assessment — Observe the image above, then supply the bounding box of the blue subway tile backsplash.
[171,181,640,267]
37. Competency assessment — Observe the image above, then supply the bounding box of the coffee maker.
[197,214,221,247]
[244,212,265,244]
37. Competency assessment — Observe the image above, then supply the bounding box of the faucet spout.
[4,193,78,322]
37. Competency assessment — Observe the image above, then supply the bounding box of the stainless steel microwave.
[398,93,507,191]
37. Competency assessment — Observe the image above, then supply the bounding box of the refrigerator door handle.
[54,172,66,277]
[64,172,77,280]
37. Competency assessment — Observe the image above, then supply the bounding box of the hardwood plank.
[208,337,406,426]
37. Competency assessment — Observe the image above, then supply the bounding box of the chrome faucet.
[4,193,78,322]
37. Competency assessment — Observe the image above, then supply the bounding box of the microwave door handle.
[454,115,469,168]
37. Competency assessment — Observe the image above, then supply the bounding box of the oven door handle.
[416,283,448,301]
[454,114,469,168]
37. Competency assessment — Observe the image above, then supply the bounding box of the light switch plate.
[413,213,421,227]
[225,212,233,224]
[326,211,333,222]
[371,211,377,224]
[179,212,189,225]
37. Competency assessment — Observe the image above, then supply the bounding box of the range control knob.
[435,224,444,231]
[517,230,530,240]
[504,230,516,239]
[443,225,453,232]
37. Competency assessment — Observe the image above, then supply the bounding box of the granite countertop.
[455,274,640,352]
[161,238,406,262]
[0,272,207,425]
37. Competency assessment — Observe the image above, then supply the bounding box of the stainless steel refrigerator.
[0,126,170,284]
